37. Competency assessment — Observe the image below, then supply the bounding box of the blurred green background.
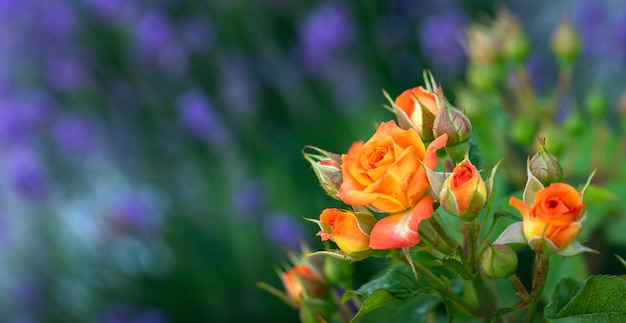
[1,0,626,322]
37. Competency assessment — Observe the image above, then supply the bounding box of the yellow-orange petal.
[369,196,433,250]
[509,196,531,220]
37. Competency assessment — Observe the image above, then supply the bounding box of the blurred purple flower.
[84,0,125,20]
[325,62,368,115]
[97,304,168,323]
[132,309,168,323]
[180,20,215,53]
[418,9,467,80]
[37,0,77,39]
[263,212,308,250]
[0,92,53,143]
[44,53,88,92]
[52,114,100,154]
[612,7,626,60]
[5,146,49,201]
[231,180,266,220]
[299,2,354,74]
[572,0,610,58]
[217,56,259,117]
[12,277,43,311]
[109,191,159,235]
[526,52,557,94]
[176,89,229,147]
[134,10,173,54]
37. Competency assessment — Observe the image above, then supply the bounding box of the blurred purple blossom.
[298,2,354,75]
[12,278,43,310]
[41,1,77,37]
[217,56,260,117]
[572,0,611,58]
[44,53,88,92]
[231,180,266,220]
[5,145,49,201]
[180,20,215,53]
[97,304,168,323]
[109,191,160,235]
[84,0,127,21]
[418,9,467,80]
[612,7,626,60]
[52,114,100,154]
[0,92,53,143]
[263,212,308,250]
[176,89,229,147]
[526,52,557,94]
[133,10,173,54]
[325,62,368,115]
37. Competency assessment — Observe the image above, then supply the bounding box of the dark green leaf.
[358,293,441,323]
[350,268,419,299]
[350,289,399,322]
[545,275,626,322]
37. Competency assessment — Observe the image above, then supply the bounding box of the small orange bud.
[439,160,487,220]
[317,208,374,256]
[281,265,326,303]
[394,86,439,141]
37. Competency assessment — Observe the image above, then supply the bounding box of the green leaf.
[545,275,626,322]
[349,268,419,299]
[351,289,399,322]
[358,293,441,323]
[581,184,616,204]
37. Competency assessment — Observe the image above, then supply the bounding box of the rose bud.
[302,146,342,199]
[529,137,563,186]
[316,208,376,257]
[439,159,488,220]
[394,86,439,141]
[281,264,326,304]
[509,183,586,253]
[433,102,472,162]
[481,244,518,279]
[551,19,581,70]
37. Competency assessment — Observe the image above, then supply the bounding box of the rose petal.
[369,196,433,250]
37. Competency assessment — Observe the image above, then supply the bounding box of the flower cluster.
[268,71,598,322]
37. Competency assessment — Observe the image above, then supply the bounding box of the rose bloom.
[338,120,447,249]
[509,183,586,251]
[439,160,487,218]
[317,208,372,255]
[394,86,439,140]
[281,265,325,303]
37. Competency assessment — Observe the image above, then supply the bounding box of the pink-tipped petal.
[369,196,434,250]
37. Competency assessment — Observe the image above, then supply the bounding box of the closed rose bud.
[316,208,375,257]
[394,86,439,141]
[509,183,586,253]
[433,102,472,162]
[439,160,487,220]
[303,146,343,198]
[529,137,563,186]
[551,19,581,70]
[281,264,326,303]
[481,244,518,279]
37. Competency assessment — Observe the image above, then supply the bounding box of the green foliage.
[545,276,626,322]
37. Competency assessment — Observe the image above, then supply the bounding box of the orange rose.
[338,120,447,249]
[394,87,439,140]
[316,208,375,255]
[281,265,325,303]
[509,183,586,251]
[439,160,488,219]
